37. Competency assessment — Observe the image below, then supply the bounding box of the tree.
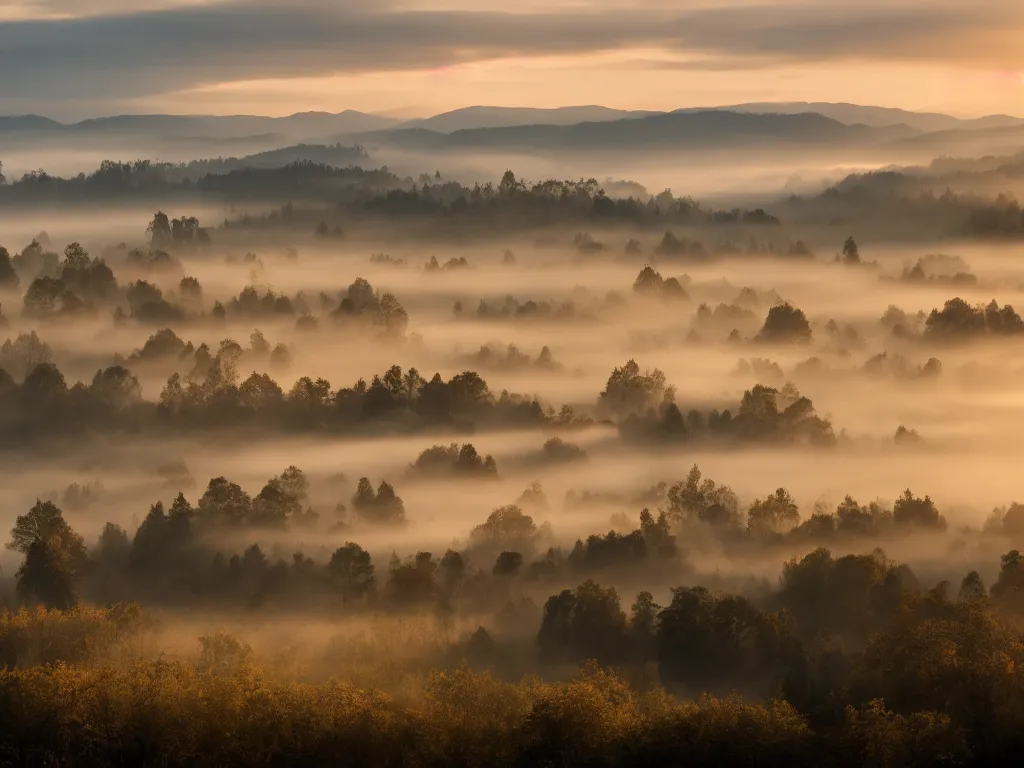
[597,359,670,419]
[239,372,283,411]
[90,366,142,411]
[179,275,202,300]
[386,551,438,606]
[329,542,375,603]
[756,303,812,343]
[991,550,1024,613]
[8,500,85,563]
[924,298,1023,339]
[147,211,172,246]
[498,170,522,196]
[629,591,661,660]
[402,367,425,402]
[842,236,860,264]
[493,551,523,577]
[352,477,375,509]
[448,371,491,416]
[23,277,71,317]
[835,496,890,536]
[778,548,909,642]
[21,362,68,404]
[0,331,51,380]
[541,437,587,463]
[61,242,91,271]
[351,478,406,525]
[470,505,537,552]
[959,571,987,603]
[439,549,465,594]
[892,490,946,530]
[633,266,662,295]
[657,586,790,696]
[747,489,801,535]
[666,465,740,529]
[130,502,170,570]
[198,477,252,525]
[171,216,201,245]
[0,246,18,289]
[94,523,131,572]
[276,466,309,504]
[252,476,301,528]
[16,538,76,609]
[537,580,628,664]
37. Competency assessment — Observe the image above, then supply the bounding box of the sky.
[0,0,1022,120]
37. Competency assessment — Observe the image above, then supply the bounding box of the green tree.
[747,488,800,536]
[16,538,77,609]
[8,500,85,562]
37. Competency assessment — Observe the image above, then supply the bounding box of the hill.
[0,111,399,141]
[681,103,1022,132]
[357,110,921,154]
[395,105,662,133]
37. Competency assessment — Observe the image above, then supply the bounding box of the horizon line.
[2,101,1021,125]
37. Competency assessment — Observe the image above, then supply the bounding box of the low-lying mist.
[5,131,1024,764]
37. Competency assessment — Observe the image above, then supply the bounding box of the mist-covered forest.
[5,103,1024,766]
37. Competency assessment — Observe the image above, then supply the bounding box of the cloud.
[0,1,673,100]
[0,0,1020,107]
[670,2,1024,68]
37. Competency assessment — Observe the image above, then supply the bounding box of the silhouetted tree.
[147,212,172,246]
[842,237,860,264]
[329,543,375,603]
[8,500,86,563]
[757,303,812,343]
[538,580,628,664]
[16,538,76,609]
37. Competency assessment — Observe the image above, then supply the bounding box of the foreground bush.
[0,604,149,668]
[0,659,970,767]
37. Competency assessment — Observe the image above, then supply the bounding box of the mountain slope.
[0,111,399,140]
[0,115,65,132]
[682,103,1024,132]
[359,110,921,153]
[395,105,662,133]
[888,124,1024,156]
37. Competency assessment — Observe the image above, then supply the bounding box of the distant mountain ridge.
[681,103,1024,133]
[395,105,662,133]
[353,110,921,153]
[3,103,1020,139]
[399,103,1023,134]
[0,110,400,140]
[2,103,1022,169]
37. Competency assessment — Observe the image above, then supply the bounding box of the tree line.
[0,347,841,447]
[5,461,972,618]
[5,517,1024,763]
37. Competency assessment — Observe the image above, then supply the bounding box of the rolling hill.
[395,105,662,133]
[355,110,922,154]
[0,111,399,141]
[680,103,1024,133]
